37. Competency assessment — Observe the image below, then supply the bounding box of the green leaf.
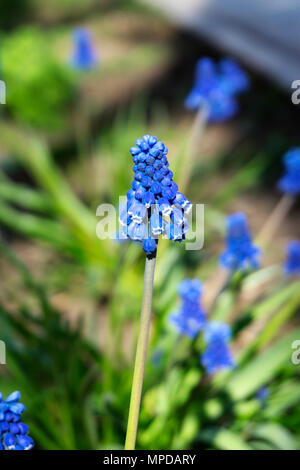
[226,327,300,400]
[199,428,252,450]
[264,380,300,419]
[250,423,296,450]
[0,180,54,213]
[255,291,300,348]
[251,281,300,320]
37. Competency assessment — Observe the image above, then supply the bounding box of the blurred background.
[0,0,300,450]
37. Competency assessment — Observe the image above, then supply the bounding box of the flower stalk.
[257,193,294,246]
[204,267,233,312]
[125,252,157,450]
[179,104,209,192]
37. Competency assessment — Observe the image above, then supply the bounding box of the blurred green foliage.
[1,27,75,129]
[0,114,300,450]
[1,234,300,450]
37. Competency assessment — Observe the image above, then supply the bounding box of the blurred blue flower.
[256,386,269,402]
[185,57,249,122]
[284,240,300,277]
[220,212,261,271]
[277,148,300,195]
[203,321,232,343]
[201,321,235,374]
[205,89,238,123]
[70,27,98,70]
[219,58,250,95]
[201,337,235,375]
[178,278,203,302]
[118,135,191,255]
[169,279,206,338]
[0,391,34,450]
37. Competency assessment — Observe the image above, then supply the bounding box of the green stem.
[257,193,294,246]
[125,253,157,450]
[204,267,233,313]
[179,103,209,192]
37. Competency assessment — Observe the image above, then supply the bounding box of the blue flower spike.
[0,391,34,451]
[169,279,207,338]
[185,57,249,122]
[284,240,300,277]
[220,212,261,271]
[201,321,235,375]
[70,27,98,70]
[119,135,192,256]
[277,148,300,195]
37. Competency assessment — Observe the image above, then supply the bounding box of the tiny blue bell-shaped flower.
[5,391,20,403]
[18,423,29,435]
[143,237,157,256]
[70,27,98,70]
[3,433,16,450]
[17,435,34,451]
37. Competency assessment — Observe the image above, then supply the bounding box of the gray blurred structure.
[143,0,300,90]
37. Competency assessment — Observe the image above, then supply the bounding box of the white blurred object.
[143,0,300,90]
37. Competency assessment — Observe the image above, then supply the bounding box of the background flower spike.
[169,279,207,338]
[70,27,98,70]
[220,212,261,271]
[201,321,235,375]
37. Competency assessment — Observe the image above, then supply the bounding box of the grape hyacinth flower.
[169,279,206,338]
[277,148,300,195]
[119,135,192,256]
[259,149,300,244]
[180,57,249,192]
[185,57,249,122]
[70,27,98,70]
[220,212,261,271]
[0,391,34,450]
[201,321,235,375]
[284,240,300,277]
[124,135,191,450]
